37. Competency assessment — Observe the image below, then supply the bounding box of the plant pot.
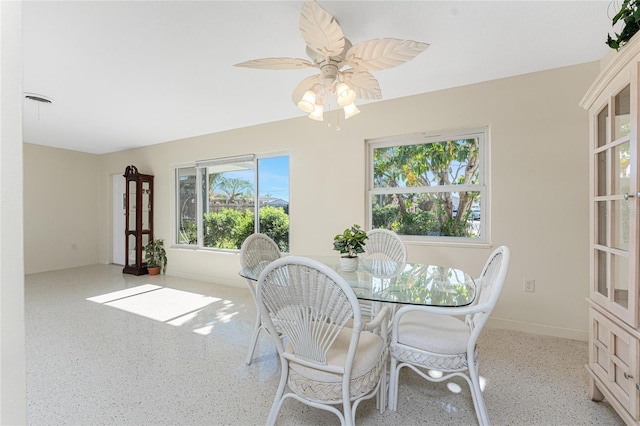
[340,256,358,272]
[148,266,161,276]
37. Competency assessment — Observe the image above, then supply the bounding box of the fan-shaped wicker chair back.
[239,233,281,365]
[388,246,510,426]
[359,229,407,320]
[363,229,407,263]
[468,246,509,331]
[257,256,389,426]
[239,233,281,271]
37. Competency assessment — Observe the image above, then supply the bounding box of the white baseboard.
[487,317,588,341]
[166,270,244,289]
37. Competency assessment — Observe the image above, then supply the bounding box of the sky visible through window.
[231,156,289,202]
[259,156,289,202]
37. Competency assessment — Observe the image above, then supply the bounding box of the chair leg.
[266,364,288,426]
[468,361,489,426]
[245,310,262,365]
[343,394,353,426]
[388,357,399,411]
[379,353,388,414]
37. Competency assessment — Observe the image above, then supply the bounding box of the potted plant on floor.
[333,224,367,272]
[144,238,167,275]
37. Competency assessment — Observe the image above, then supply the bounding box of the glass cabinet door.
[592,83,638,325]
[142,181,150,231]
[128,180,137,233]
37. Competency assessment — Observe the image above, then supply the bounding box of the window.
[367,128,488,243]
[176,154,289,251]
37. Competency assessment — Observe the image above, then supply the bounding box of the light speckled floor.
[26,264,623,426]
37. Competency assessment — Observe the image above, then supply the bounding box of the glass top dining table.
[239,255,476,307]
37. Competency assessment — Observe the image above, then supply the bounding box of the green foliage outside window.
[257,206,290,252]
[371,137,481,238]
[200,205,290,251]
[372,203,474,237]
[178,221,197,245]
[204,208,253,249]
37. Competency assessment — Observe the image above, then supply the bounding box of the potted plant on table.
[144,238,167,275]
[333,224,367,272]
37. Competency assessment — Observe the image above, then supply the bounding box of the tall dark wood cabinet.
[123,165,154,275]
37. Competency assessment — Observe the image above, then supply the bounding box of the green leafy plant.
[144,238,167,273]
[203,205,290,251]
[333,224,368,258]
[607,0,640,50]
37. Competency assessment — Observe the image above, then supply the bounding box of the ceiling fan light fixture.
[343,102,360,119]
[336,83,356,106]
[308,103,324,121]
[235,0,429,127]
[297,90,316,113]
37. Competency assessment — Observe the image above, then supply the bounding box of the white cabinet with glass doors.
[581,34,640,425]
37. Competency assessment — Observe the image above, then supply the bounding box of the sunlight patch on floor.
[87,284,237,335]
[425,369,487,395]
[428,370,443,379]
[86,284,162,303]
[447,382,462,393]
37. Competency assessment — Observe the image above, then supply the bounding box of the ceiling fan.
[234,0,429,122]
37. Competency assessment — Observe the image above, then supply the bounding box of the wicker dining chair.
[362,229,407,263]
[359,229,407,319]
[239,233,282,365]
[257,256,390,426]
[388,246,510,426]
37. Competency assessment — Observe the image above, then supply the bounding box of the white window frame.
[366,127,490,245]
[174,152,290,251]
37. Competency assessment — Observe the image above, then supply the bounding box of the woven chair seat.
[287,327,386,402]
[392,311,474,371]
[391,343,478,372]
[397,311,469,354]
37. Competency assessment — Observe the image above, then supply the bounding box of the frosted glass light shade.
[336,83,356,106]
[343,102,360,119]
[297,90,316,113]
[308,103,324,121]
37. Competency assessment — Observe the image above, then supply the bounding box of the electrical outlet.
[524,278,535,293]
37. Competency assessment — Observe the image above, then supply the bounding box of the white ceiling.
[22,1,617,155]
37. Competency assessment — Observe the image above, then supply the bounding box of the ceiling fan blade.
[299,0,345,58]
[341,70,381,100]
[345,39,429,72]
[234,58,314,70]
[291,74,322,105]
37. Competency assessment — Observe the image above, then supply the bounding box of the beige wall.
[23,144,100,274]
[24,61,600,341]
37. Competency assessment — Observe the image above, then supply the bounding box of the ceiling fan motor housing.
[320,62,339,88]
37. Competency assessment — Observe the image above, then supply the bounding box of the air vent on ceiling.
[24,93,53,104]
